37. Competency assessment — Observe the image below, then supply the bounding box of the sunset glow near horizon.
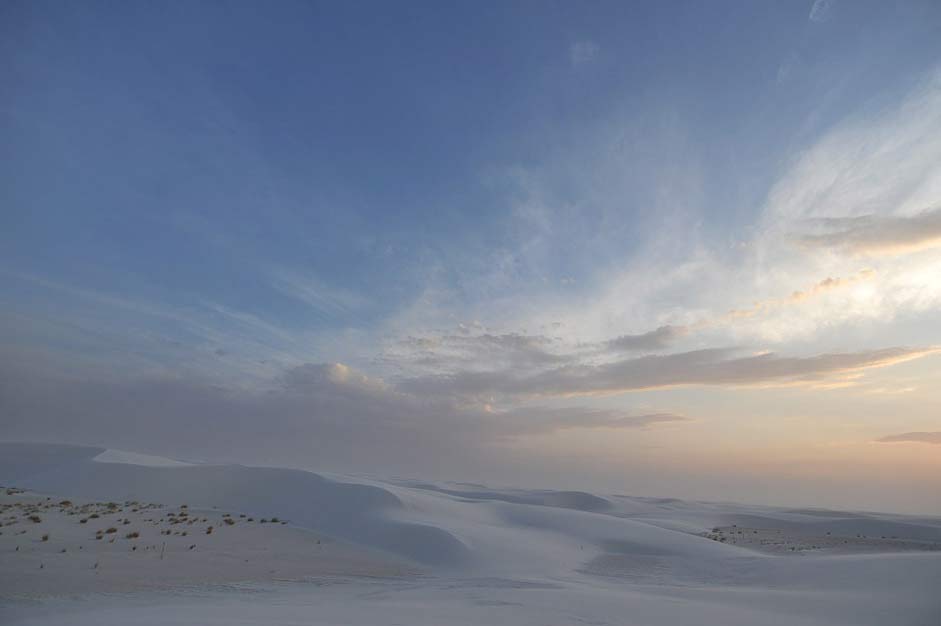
[2,1,940,514]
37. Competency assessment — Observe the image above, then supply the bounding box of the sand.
[1,442,939,625]
[0,491,413,598]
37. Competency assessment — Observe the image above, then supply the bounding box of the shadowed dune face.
[398,482,613,513]
[0,443,470,566]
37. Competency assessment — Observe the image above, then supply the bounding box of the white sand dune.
[1,442,939,625]
[92,449,195,467]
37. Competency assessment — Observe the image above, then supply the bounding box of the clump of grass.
[270,517,280,523]
[41,533,49,541]
[205,526,214,535]
[28,515,41,523]
[105,527,117,534]
[125,531,139,539]
[223,518,235,526]
[89,513,100,519]
[59,500,72,507]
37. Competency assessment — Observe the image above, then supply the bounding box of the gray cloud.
[798,208,941,255]
[401,346,935,399]
[0,361,685,478]
[875,432,941,445]
[605,325,688,352]
[497,408,688,437]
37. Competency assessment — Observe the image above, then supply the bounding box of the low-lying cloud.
[401,346,936,399]
[0,361,687,478]
[875,431,941,445]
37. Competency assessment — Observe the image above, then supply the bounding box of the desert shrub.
[29,515,41,523]
[41,533,49,541]
[205,526,214,535]
[125,531,140,539]
[270,517,280,523]
[105,527,117,534]
[223,518,234,526]
[90,513,100,519]
[59,500,72,507]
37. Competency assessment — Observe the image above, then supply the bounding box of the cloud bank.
[0,361,688,478]
[400,346,935,399]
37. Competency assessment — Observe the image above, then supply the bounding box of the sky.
[2,0,940,514]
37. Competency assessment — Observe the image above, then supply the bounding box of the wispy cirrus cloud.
[721,271,874,321]
[569,40,600,67]
[270,269,370,320]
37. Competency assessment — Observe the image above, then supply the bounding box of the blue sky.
[3,1,941,513]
